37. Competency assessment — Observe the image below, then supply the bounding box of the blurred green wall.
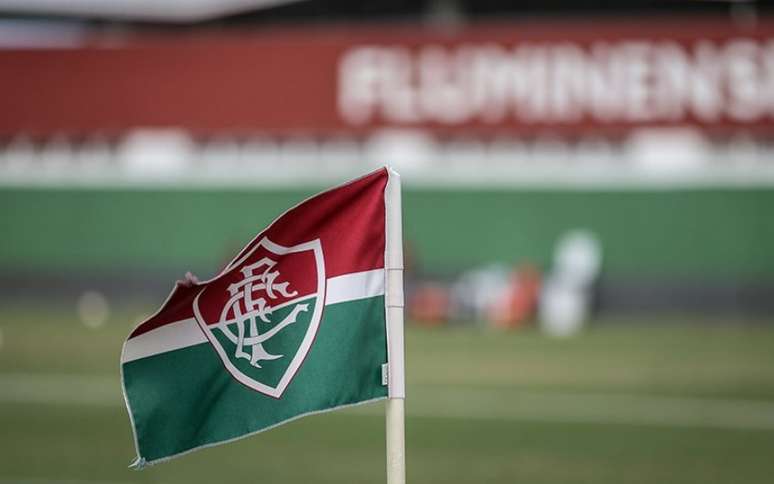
[1,187,772,281]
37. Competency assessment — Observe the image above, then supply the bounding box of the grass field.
[1,306,774,484]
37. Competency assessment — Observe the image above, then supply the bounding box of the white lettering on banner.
[337,39,774,126]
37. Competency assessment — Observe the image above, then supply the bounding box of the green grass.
[1,307,774,483]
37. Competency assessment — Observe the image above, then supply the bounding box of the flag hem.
[125,394,388,469]
[384,166,406,399]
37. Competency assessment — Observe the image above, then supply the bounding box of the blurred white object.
[39,136,74,172]
[539,230,602,337]
[444,140,487,168]
[77,291,110,329]
[554,230,603,289]
[451,263,512,323]
[365,129,437,175]
[0,19,86,48]
[628,128,709,176]
[199,137,242,180]
[240,138,280,169]
[539,281,586,337]
[279,138,319,167]
[2,136,36,173]
[0,0,303,22]
[76,136,113,168]
[118,129,193,180]
[319,138,362,168]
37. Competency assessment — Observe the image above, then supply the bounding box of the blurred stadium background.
[1,1,774,483]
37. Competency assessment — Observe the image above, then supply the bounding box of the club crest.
[193,237,325,398]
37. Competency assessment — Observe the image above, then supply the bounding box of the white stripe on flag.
[325,268,384,305]
[121,318,205,363]
[122,269,385,363]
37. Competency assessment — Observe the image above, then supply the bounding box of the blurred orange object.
[409,283,450,327]
[490,264,541,329]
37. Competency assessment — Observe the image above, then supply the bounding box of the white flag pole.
[385,167,406,484]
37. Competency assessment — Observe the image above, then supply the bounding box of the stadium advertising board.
[0,17,773,137]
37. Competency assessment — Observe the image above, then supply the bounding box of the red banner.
[1,17,774,137]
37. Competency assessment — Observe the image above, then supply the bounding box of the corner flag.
[120,167,405,481]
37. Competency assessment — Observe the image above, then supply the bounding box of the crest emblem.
[193,237,325,398]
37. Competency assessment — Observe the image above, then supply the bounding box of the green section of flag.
[122,295,387,464]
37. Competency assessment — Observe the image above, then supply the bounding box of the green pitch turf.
[1,307,773,484]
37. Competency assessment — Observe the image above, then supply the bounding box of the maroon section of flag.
[228,168,387,278]
[196,240,320,327]
[129,168,388,339]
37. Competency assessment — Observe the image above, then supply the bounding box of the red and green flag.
[120,168,405,471]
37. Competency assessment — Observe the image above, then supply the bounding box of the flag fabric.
[121,168,397,467]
